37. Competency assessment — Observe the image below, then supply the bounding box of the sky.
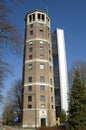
[0,0,86,117]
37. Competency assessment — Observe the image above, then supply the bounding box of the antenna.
[46,6,48,14]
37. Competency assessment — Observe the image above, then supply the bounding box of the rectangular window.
[41,104,45,108]
[29,41,33,45]
[42,14,45,21]
[40,47,44,51]
[49,57,51,62]
[30,24,33,28]
[28,77,32,82]
[50,79,52,85]
[40,95,45,102]
[40,64,44,69]
[40,76,45,82]
[29,15,31,22]
[39,41,44,44]
[28,104,32,108]
[29,55,32,59]
[51,105,54,109]
[48,44,50,48]
[40,30,44,35]
[50,66,52,72]
[33,14,35,21]
[29,64,32,70]
[51,87,53,92]
[40,85,45,91]
[49,50,51,54]
[40,54,44,59]
[28,86,32,91]
[30,30,33,35]
[38,13,40,20]
[51,97,53,102]
[29,47,33,52]
[28,96,32,101]
[39,23,43,28]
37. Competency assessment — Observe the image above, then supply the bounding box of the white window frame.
[40,76,45,82]
[39,41,44,44]
[40,64,44,69]
[40,95,45,102]
[40,85,45,91]
[40,47,44,51]
[40,54,44,59]
[29,64,32,70]
[29,41,33,45]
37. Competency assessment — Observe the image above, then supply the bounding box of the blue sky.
[0,0,86,117]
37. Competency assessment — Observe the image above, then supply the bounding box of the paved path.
[0,125,35,130]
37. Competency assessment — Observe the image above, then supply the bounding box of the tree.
[60,109,66,124]
[3,80,22,125]
[68,60,86,88]
[0,0,23,101]
[3,103,15,125]
[67,70,86,130]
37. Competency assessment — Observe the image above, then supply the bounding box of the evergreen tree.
[60,109,66,124]
[67,70,86,130]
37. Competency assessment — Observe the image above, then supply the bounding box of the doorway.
[41,118,46,126]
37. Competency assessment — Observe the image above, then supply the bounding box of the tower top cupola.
[25,10,50,27]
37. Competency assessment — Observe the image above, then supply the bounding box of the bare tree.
[3,80,22,124]
[0,0,23,101]
[0,0,23,54]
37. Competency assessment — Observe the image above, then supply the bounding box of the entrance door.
[41,118,46,126]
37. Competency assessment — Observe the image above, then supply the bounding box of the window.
[30,24,33,28]
[29,15,31,22]
[40,54,44,59]
[40,76,45,82]
[46,17,49,22]
[51,87,53,92]
[42,14,45,21]
[40,85,45,91]
[40,95,45,102]
[50,66,52,72]
[51,105,54,109]
[51,97,53,102]
[28,64,32,70]
[29,41,33,45]
[28,86,32,91]
[49,58,51,62]
[48,44,50,48]
[49,50,51,54]
[39,23,43,28]
[29,14,35,22]
[29,47,33,52]
[38,13,40,20]
[41,104,45,108]
[39,41,44,44]
[29,55,32,59]
[40,47,44,51]
[28,96,32,101]
[28,104,32,108]
[33,14,35,21]
[40,64,44,69]
[50,79,52,85]
[28,77,32,82]
[38,13,45,21]
[30,30,33,35]
[40,30,44,35]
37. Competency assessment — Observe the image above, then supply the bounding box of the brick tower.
[22,10,56,128]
